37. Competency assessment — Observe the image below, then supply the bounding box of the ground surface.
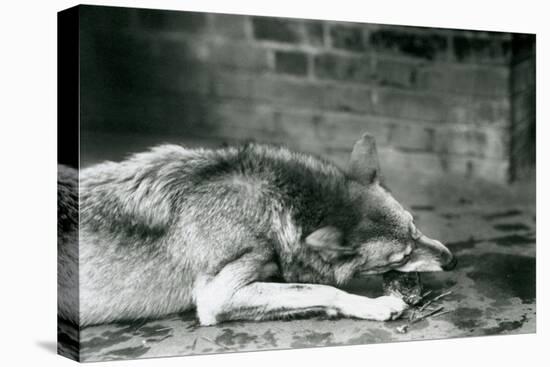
[62,180,535,362]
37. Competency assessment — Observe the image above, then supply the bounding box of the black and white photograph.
[56,3,536,363]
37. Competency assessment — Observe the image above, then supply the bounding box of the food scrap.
[382,272,454,334]
[382,271,423,306]
[395,324,408,334]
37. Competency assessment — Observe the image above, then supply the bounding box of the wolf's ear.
[348,133,380,184]
[305,226,356,262]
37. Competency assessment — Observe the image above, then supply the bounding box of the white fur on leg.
[337,294,408,321]
[195,275,408,324]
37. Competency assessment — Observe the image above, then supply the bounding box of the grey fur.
[58,165,79,324]
[58,137,454,326]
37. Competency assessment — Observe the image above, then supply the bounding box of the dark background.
[78,5,535,185]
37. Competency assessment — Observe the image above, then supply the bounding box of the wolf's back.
[63,143,352,325]
[79,143,348,231]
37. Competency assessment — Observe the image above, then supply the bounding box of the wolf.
[58,134,456,327]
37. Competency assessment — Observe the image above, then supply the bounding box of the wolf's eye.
[389,252,411,266]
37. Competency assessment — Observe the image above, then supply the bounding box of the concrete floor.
[60,180,535,362]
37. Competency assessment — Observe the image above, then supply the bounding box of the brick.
[249,76,325,108]
[416,65,510,97]
[275,50,308,76]
[453,35,511,64]
[434,126,508,159]
[305,21,324,46]
[323,84,372,114]
[251,17,324,46]
[251,17,301,43]
[370,28,448,60]
[314,53,371,82]
[330,24,366,52]
[208,41,270,72]
[374,59,418,88]
[210,13,249,39]
[136,8,206,32]
[389,125,434,151]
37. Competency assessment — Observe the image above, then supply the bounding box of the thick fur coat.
[58,135,455,326]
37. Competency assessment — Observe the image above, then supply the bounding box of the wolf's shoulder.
[224,143,345,179]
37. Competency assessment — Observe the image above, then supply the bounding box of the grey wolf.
[58,134,456,326]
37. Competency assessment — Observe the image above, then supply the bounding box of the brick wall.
[79,5,535,183]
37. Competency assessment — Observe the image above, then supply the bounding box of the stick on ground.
[411,306,445,324]
[421,290,433,299]
[431,290,453,302]
[418,290,453,312]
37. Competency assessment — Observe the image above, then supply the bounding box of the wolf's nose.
[442,255,457,271]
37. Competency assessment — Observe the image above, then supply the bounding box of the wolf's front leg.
[194,259,408,325]
[199,282,408,325]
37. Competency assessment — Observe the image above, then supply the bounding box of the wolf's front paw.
[368,295,408,321]
[342,294,408,321]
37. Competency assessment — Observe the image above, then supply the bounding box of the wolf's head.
[305,133,456,278]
